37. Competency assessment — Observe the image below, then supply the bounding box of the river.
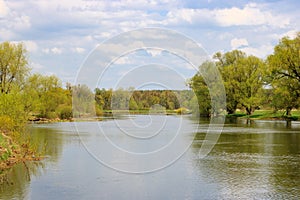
[0,115,300,199]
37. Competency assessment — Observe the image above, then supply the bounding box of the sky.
[0,0,299,89]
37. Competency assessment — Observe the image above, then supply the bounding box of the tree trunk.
[286,107,292,117]
[227,108,236,115]
[246,107,253,116]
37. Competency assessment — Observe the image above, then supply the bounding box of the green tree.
[25,74,69,118]
[73,84,95,117]
[129,98,139,110]
[238,56,265,115]
[214,50,265,115]
[189,62,212,116]
[0,42,29,94]
[214,50,246,114]
[267,33,300,116]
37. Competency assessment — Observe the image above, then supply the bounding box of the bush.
[0,116,15,133]
[58,106,73,119]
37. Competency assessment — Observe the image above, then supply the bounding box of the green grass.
[228,109,300,121]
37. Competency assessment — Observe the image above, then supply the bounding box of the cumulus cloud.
[72,47,86,54]
[240,44,274,58]
[23,41,38,52]
[164,3,290,28]
[0,0,8,17]
[281,30,298,39]
[231,38,248,49]
[31,62,45,70]
[51,47,63,54]
[43,47,63,54]
[0,28,14,40]
[146,49,162,57]
[114,56,130,65]
[1,0,299,84]
[214,4,289,28]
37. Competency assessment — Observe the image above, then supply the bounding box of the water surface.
[1,116,299,199]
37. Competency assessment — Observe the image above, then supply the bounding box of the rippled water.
[0,116,299,200]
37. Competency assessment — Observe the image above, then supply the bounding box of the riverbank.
[227,110,300,121]
[0,132,42,171]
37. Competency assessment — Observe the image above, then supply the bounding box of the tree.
[189,62,213,117]
[0,42,29,94]
[214,50,265,115]
[25,74,69,118]
[267,33,300,116]
[238,56,265,115]
[214,50,246,114]
[0,42,29,132]
[73,84,95,117]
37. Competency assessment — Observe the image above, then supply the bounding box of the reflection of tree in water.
[192,121,300,199]
[29,126,66,162]
[267,132,300,198]
[0,161,45,199]
[0,125,66,198]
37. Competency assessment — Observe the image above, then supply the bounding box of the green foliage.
[73,84,95,117]
[94,88,192,113]
[267,33,300,116]
[189,61,226,116]
[0,92,28,132]
[189,69,211,116]
[58,105,73,119]
[214,51,265,115]
[129,98,139,110]
[25,74,71,118]
[0,42,29,94]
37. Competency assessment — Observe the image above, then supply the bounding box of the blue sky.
[0,0,299,89]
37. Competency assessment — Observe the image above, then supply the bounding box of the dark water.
[0,116,300,200]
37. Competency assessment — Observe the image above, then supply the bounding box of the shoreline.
[2,111,299,171]
[0,132,42,171]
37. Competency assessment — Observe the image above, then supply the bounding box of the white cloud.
[240,44,274,58]
[13,15,31,30]
[164,3,290,28]
[231,38,248,49]
[23,41,38,52]
[51,47,63,54]
[72,47,86,54]
[1,0,299,85]
[0,0,8,17]
[214,4,289,28]
[281,30,298,39]
[0,28,14,40]
[146,49,162,57]
[42,47,63,54]
[114,56,130,65]
[42,48,50,54]
[31,62,45,70]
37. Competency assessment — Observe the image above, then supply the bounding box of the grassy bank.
[227,110,300,121]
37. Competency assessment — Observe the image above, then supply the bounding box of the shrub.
[58,105,73,119]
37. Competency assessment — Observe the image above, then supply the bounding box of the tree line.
[94,88,193,111]
[0,32,299,126]
[190,33,300,117]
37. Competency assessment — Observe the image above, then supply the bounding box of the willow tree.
[267,33,300,116]
[214,50,265,115]
[0,42,29,94]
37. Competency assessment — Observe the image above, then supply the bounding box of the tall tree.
[214,50,247,114]
[267,33,300,116]
[214,50,265,115]
[0,42,29,94]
